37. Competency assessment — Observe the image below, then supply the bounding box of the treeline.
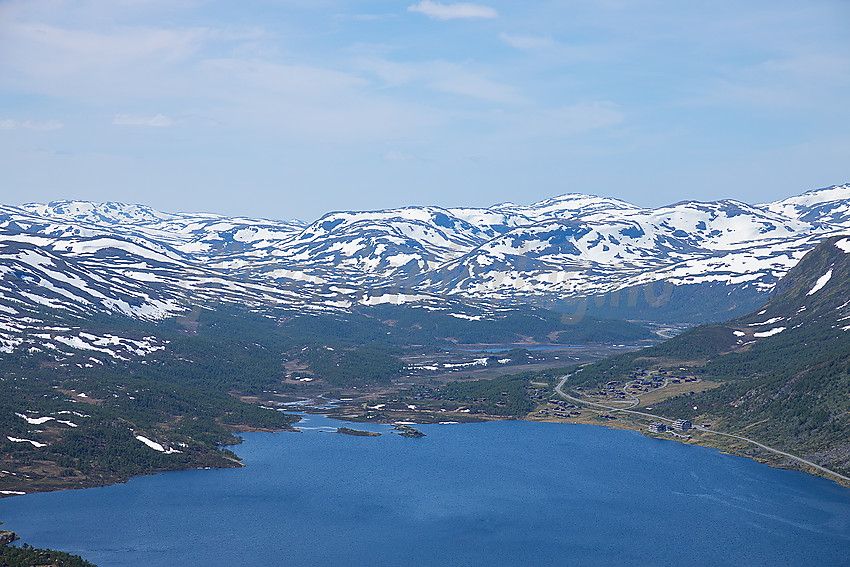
[306,347,404,387]
[431,372,550,417]
[553,316,654,344]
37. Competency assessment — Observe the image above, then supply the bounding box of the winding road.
[555,375,850,483]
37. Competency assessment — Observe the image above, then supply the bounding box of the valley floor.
[3,341,848,498]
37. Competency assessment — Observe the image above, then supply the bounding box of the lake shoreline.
[305,404,850,488]
[2,407,847,501]
[3,415,849,567]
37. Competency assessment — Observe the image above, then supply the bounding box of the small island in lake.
[337,427,381,437]
[393,424,425,438]
[0,530,19,546]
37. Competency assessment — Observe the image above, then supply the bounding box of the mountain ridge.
[1,184,849,336]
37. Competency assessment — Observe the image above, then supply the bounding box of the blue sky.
[1,0,848,221]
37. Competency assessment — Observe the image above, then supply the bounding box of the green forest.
[0,543,96,567]
[0,301,649,492]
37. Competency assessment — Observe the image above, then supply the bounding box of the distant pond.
[1,415,849,566]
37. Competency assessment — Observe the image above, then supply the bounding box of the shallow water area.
[1,416,849,566]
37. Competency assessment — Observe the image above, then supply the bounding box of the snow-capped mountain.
[1,184,849,346]
[730,234,850,341]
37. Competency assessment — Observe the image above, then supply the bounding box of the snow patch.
[754,327,786,338]
[835,238,850,254]
[443,358,488,369]
[749,317,784,326]
[15,413,54,425]
[7,436,47,447]
[448,313,483,321]
[807,269,833,296]
[135,434,182,454]
[359,293,432,306]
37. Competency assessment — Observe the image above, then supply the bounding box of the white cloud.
[503,102,625,139]
[113,113,173,127]
[1,22,211,76]
[384,151,416,162]
[547,102,624,134]
[430,73,526,105]
[684,52,850,112]
[200,58,368,98]
[498,33,558,50]
[0,14,261,103]
[357,57,526,104]
[496,33,621,64]
[191,57,440,143]
[408,1,497,21]
[336,13,399,22]
[0,119,64,131]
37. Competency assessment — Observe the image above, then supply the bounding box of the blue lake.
[1,415,849,566]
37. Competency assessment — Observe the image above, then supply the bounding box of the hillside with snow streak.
[565,235,850,478]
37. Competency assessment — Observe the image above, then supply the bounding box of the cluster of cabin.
[649,419,692,435]
[628,377,663,391]
[526,387,548,401]
[538,399,581,418]
[628,368,700,386]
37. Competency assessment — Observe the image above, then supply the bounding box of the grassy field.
[636,380,723,407]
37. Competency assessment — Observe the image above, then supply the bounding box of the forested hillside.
[564,236,850,476]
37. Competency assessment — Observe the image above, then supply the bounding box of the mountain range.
[0,183,849,363]
[2,184,850,491]
[3,184,849,326]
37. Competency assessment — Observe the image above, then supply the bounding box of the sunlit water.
[1,415,849,566]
